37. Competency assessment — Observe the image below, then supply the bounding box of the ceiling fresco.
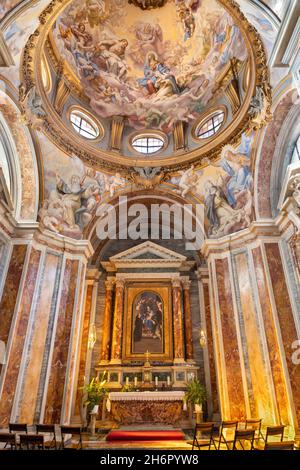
[52,0,248,134]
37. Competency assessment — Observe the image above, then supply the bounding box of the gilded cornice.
[20,0,272,175]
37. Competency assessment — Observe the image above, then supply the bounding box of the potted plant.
[184,378,207,414]
[80,373,108,435]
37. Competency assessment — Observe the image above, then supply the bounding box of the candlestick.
[134,377,137,387]
[126,377,129,386]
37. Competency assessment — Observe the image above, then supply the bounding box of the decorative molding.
[19,0,272,173]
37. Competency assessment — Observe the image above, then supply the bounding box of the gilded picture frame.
[123,282,173,362]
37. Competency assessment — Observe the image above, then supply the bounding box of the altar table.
[107,391,185,425]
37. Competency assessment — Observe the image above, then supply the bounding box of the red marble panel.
[0,248,41,426]
[0,244,27,346]
[44,259,79,424]
[252,246,290,425]
[173,286,185,360]
[74,284,93,416]
[265,243,300,426]
[215,258,246,420]
[203,283,219,413]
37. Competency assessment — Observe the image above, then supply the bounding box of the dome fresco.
[52,0,248,134]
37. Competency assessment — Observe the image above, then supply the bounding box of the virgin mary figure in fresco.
[138,52,182,96]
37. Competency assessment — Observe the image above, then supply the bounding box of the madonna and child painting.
[132,291,164,354]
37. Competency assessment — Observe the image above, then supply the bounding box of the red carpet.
[106,430,185,442]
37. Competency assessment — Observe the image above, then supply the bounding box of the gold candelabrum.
[142,350,152,387]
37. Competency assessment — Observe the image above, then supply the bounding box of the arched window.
[131,134,166,155]
[291,135,300,163]
[195,110,225,140]
[70,109,100,140]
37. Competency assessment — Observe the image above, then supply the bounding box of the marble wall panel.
[203,283,219,413]
[63,264,85,423]
[215,258,246,420]
[0,248,41,426]
[252,246,291,425]
[18,253,60,423]
[0,244,27,375]
[74,283,93,417]
[234,252,275,423]
[43,259,79,424]
[265,243,300,426]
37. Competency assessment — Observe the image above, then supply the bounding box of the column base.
[109,359,122,365]
[98,360,110,366]
[187,359,196,365]
[173,358,186,365]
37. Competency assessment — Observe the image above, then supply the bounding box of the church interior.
[0,0,300,452]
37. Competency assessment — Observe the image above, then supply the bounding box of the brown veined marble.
[110,401,183,425]
[265,243,300,427]
[18,253,60,423]
[0,244,27,367]
[172,284,185,361]
[234,252,275,424]
[203,283,219,413]
[111,280,124,362]
[252,246,291,426]
[100,280,114,362]
[74,283,93,416]
[0,248,41,426]
[44,259,79,424]
[215,258,246,420]
[183,282,193,361]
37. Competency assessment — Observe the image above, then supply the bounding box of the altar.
[107,391,186,425]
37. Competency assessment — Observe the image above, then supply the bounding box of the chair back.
[266,425,285,442]
[60,426,82,449]
[264,441,294,450]
[19,434,44,450]
[9,423,28,434]
[192,422,215,450]
[233,429,255,450]
[36,424,57,449]
[0,432,17,449]
[221,420,238,429]
[245,418,262,430]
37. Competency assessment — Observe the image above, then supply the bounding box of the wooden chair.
[0,433,17,450]
[264,441,295,450]
[232,429,255,450]
[9,423,28,434]
[60,426,83,450]
[192,422,216,450]
[19,434,44,450]
[36,424,57,449]
[265,425,285,443]
[244,418,264,442]
[216,420,238,450]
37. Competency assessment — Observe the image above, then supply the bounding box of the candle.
[126,377,129,386]
[167,376,170,387]
[134,377,137,387]
[155,376,158,387]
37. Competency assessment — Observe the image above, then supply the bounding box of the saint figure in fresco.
[133,312,143,342]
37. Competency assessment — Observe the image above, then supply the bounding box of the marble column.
[100,278,115,364]
[110,278,125,365]
[172,278,185,364]
[182,279,194,362]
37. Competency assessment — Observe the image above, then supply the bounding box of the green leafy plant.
[81,373,108,413]
[184,378,207,407]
